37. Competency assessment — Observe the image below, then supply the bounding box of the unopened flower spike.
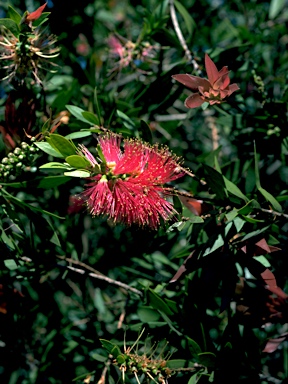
[0,3,59,84]
[79,134,185,230]
[172,53,240,108]
[108,34,159,73]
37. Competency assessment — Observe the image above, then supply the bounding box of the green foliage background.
[0,0,288,383]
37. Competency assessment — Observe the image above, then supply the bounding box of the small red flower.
[80,135,185,229]
[172,53,240,108]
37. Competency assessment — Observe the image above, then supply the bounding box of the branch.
[57,256,143,296]
[169,0,201,75]
[260,208,288,219]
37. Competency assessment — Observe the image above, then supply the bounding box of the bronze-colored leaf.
[169,251,195,283]
[263,333,288,353]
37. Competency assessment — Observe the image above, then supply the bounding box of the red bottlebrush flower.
[172,53,240,108]
[80,135,185,229]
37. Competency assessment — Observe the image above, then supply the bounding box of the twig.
[57,255,103,275]
[206,116,219,150]
[169,0,201,75]
[260,208,288,219]
[178,166,207,186]
[57,256,143,296]
[97,357,112,384]
[89,272,143,296]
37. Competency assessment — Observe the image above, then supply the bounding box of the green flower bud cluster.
[0,140,39,180]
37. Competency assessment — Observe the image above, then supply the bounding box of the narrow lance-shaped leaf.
[7,6,22,25]
[35,142,64,158]
[46,133,77,157]
[254,143,282,212]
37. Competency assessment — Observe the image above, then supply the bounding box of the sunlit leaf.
[7,6,22,24]
[116,110,135,130]
[35,142,65,158]
[269,0,286,19]
[64,170,91,178]
[47,134,77,157]
[81,111,100,126]
[65,155,91,169]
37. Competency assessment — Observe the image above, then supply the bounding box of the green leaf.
[147,288,174,316]
[0,18,20,36]
[64,170,91,178]
[35,142,65,158]
[203,234,224,256]
[164,299,178,313]
[81,111,100,125]
[65,131,93,139]
[1,176,71,189]
[166,359,187,369]
[137,306,161,322]
[166,221,187,232]
[269,0,286,19]
[188,374,198,384]
[187,337,202,357]
[36,176,71,189]
[202,164,227,200]
[258,187,282,212]
[1,226,16,249]
[90,353,107,362]
[1,188,64,219]
[116,354,127,364]
[240,225,270,242]
[253,256,271,268]
[223,176,248,202]
[100,340,121,358]
[41,118,51,134]
[66,105,92,124]
[65,155,91,169]
[4,259,18,270]
[96,144,106,163]
[47,134,77,157]
[226,208,238,222]
[189,216,204,224]
[237,199,261,216]
[174,0,196,38]
[40,162,72,169]
[7,6,22,25]
[241,215,265,224]
[254,144,281,212]
[116,110,135,131]
[254,143,261,190]
[232,217,245,233]
[32,12,50,27]
[197,352,216,368]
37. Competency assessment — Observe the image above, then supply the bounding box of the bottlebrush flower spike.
[172,53,240,108]
[80,135,185,229]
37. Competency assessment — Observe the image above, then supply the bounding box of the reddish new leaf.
[261,269,288,299]
[263,333,288,353]
[26,3,47,22]
[170,251,195,283]
[178,196,204,216]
